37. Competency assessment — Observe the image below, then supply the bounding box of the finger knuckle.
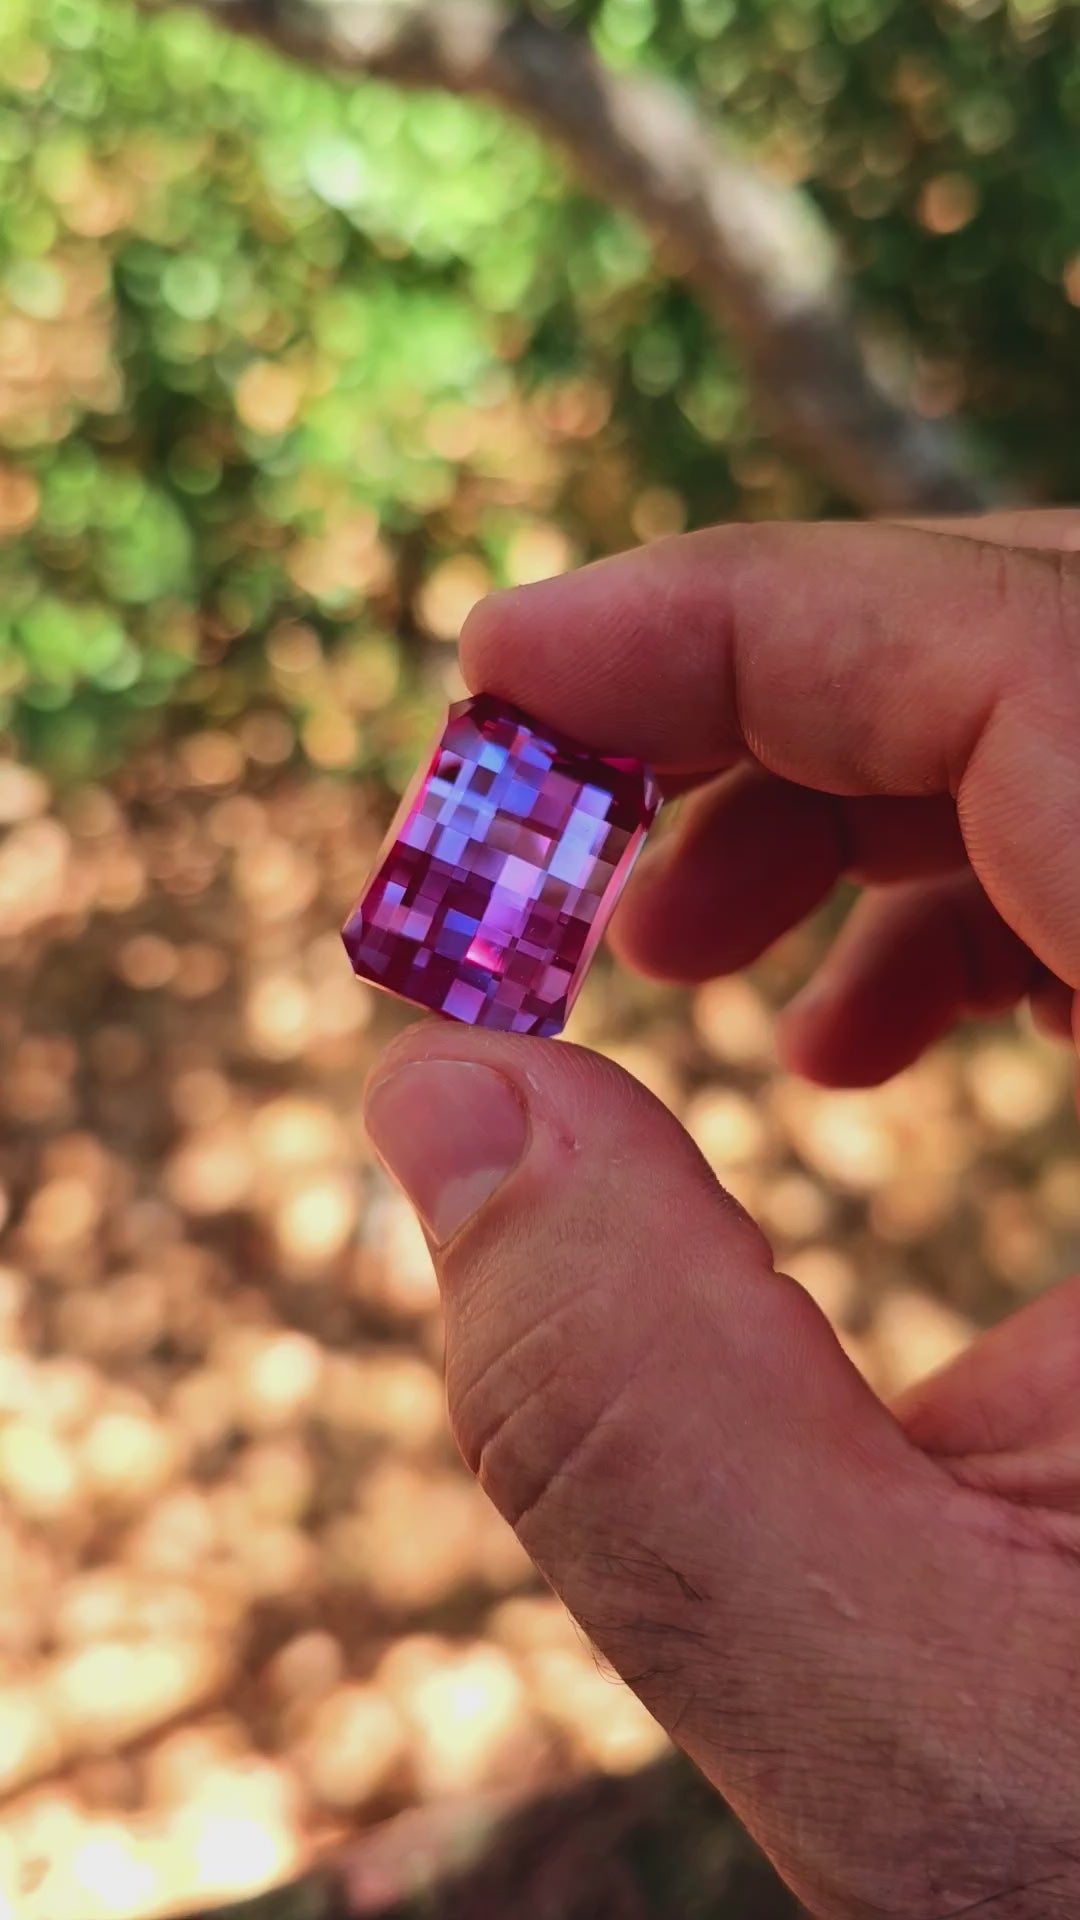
[445,1266,624,1535]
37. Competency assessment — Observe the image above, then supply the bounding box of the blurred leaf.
[0,0,1074,778]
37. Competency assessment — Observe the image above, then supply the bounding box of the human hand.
[364,512,1080,1920]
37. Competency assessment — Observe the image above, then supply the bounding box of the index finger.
[460,522,1080,988]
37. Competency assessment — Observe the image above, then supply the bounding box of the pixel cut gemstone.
[342,694,662,1037]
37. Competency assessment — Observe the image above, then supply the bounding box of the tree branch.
[144,0,991,513]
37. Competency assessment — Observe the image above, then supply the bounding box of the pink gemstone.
[342,694,662,1037]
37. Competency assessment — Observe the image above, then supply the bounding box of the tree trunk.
[139,0,993,515]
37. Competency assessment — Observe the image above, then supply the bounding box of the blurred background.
[0,0,1078,1915]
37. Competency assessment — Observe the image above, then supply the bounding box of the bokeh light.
[0,0,1076,1914]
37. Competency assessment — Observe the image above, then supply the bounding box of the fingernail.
[365,1060,530,1246]
[775,978,834,1070]
[783,974,834,1026]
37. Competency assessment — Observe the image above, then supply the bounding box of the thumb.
[363,1027,966,1914]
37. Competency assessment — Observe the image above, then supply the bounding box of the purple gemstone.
[342,694,662,1037]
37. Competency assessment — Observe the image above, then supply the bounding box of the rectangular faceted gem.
[342,694,662,1037]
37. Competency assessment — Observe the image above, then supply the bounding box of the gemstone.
[342,693,662,1037]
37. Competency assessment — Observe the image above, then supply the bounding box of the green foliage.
[0,0,1078,773]
[542,0,1080,480]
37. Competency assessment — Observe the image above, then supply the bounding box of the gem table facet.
[342,694,662,1037]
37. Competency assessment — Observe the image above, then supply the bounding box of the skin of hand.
[363,510,1080,1920]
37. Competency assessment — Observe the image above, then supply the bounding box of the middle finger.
[611,766,967,984]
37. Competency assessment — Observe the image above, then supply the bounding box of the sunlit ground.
[0,735,1075,1920]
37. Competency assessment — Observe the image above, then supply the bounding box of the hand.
[364,512,1080,1920]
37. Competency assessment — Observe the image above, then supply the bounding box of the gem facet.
[342,694,662,1037]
